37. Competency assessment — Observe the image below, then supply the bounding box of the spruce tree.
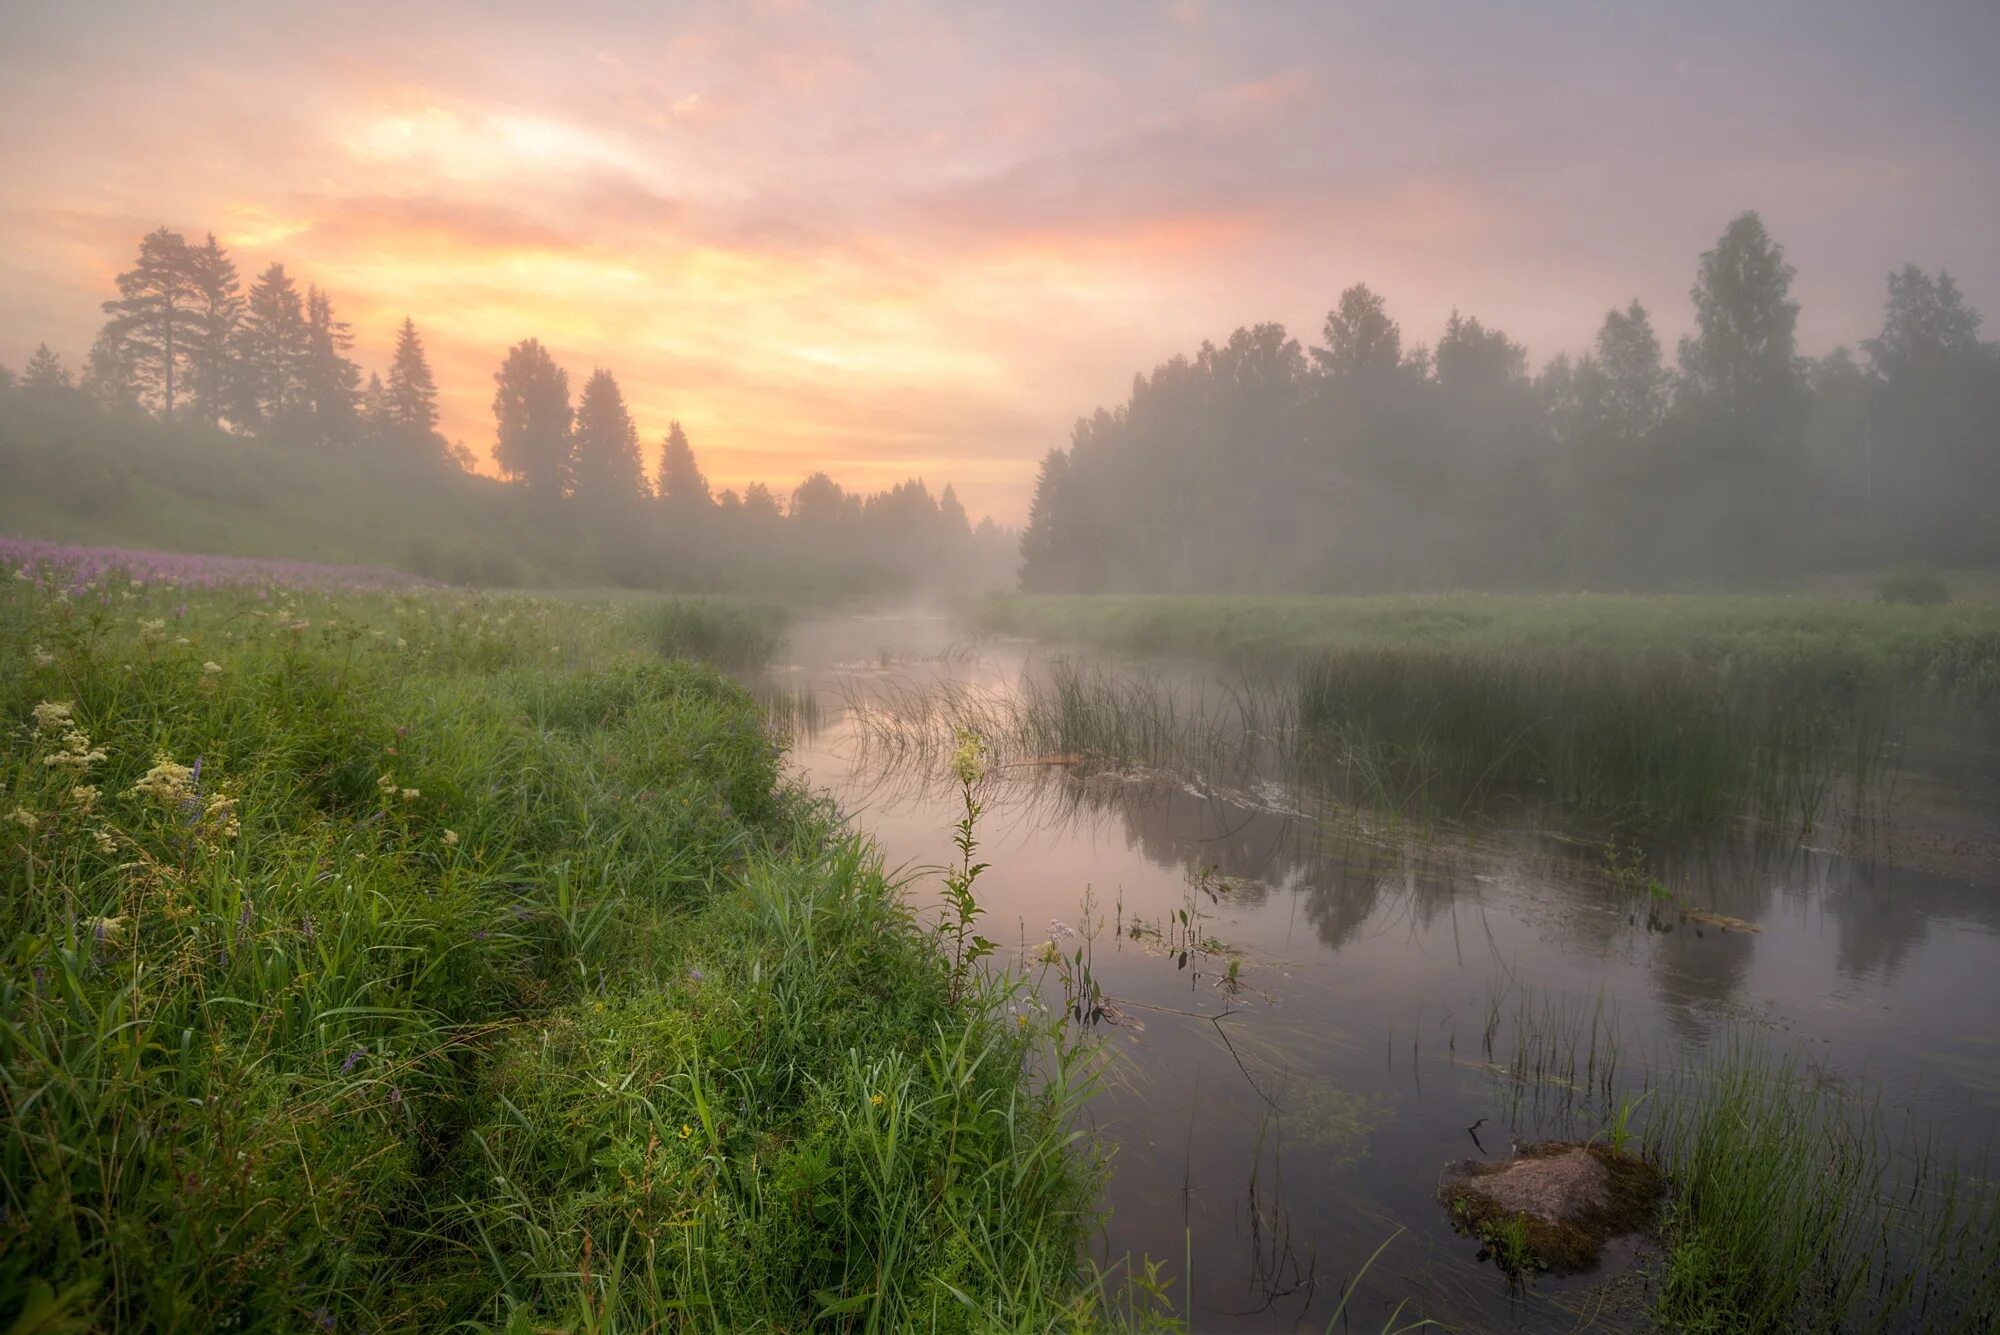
[385,317,441,441]
[491,338,572,496]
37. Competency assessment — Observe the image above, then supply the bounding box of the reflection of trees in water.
[815,665,1995,1028]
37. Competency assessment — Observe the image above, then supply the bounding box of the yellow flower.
[869,1093,884,1107]
[679,1123,693,1140]
[951,728,988,786]
[7,807,37,831]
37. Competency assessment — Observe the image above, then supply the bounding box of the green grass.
[0,574,1106,1330]
[976,593,2000,825]
[652,596,791,671]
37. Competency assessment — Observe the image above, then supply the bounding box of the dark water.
[761,610,2000,1332]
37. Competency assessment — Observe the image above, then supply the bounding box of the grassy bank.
[976,594,2000,824]
[0,575,1103,1330]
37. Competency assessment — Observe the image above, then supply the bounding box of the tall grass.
[0,572,1103,1330]
[651,596,789,669]
[1294,648,1885,824]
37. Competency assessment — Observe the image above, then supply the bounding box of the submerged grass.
[0,572,1107,1330]
[1478,988,2000,1334]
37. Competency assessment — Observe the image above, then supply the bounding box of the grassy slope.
[0,399,601,586]
[0,584,1100,1331]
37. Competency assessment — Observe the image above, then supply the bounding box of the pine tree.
[21,343,72,393]
[938,483,971,538]
[300,286,361,447]
[232,263,311,435]
[384,317,441,442]
[491,338,572,496]
[85,328,141,411]
[570,368,645,505]
[655,421,710,509]
[98,227,200,418]
[184,233,241,427]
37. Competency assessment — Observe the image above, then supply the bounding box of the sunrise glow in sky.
[3,1,1996,522]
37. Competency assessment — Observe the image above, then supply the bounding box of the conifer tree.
[655,421,710,509]
[491,338,572,496]
[570,368,645,505]
[232,263,310,435]
[300,285,361,447]
[184,232,241,427]
[98,227,200,418]
[21,343,72,393]
[385,317,441,441]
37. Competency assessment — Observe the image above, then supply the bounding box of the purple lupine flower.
[312,1304,334,1331]
[340,1050,365,1074]
[687,967,704,984]
[388,1087,403,1106]
[238,899,253,929]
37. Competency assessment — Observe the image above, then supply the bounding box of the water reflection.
[758,611,2000,1331]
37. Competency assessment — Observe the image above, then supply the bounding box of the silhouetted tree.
[21,343,72,394]
[232,263,310,436]
[492,338,572,496]
[1673,211,1806,575]
[655,421,710,510]
[570,368,645,506]
[384,317,441,450]
[184,233,241,427]
[99,227,200,419]
[300,286,361,447]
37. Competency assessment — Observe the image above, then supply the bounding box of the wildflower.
[70,785,100,813]
[376,773,397,792]
[91,828,118,856]
[869,1093,885,1107]
[340,1050,365,1074]
[30,645,54,668]
[679,1123,692,1140]
[137,617,167,646]
[951,728,988,785]
[43,726,107,775]
[1049,919,1076,941]
[203,793,241,840]
[132,755,196,804]
[86,915,129,946]
[400,788,419,802]
[31,701,73,734]
[441,829,458,847]
[7,807,36,831]
[203,661,223,675]
[687,966,703,984]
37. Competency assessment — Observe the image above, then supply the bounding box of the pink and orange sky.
[3,1,1996,523]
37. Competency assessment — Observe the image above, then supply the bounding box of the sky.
[2,0,1996,524]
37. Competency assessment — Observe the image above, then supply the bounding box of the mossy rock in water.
[1438,1141,1663,1275]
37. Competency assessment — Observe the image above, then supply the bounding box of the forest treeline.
[1020,212,1999,593]
[1,227,1010,591]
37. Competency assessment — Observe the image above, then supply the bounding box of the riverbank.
[0,575,1102,1330]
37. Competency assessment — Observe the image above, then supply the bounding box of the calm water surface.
[759,610,2000,1332]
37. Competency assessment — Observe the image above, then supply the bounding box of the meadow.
[0,565,1110,1332]
[976,593,2000,825]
